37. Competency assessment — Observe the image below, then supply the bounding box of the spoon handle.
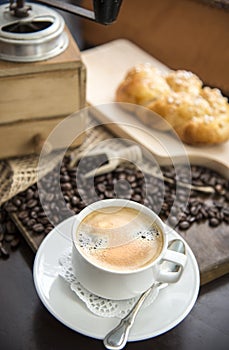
[103,286,154,350]
[103,239,186,350]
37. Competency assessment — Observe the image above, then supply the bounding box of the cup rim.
[71,199,168,275]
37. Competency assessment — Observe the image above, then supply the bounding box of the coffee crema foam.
[76,207,164,272]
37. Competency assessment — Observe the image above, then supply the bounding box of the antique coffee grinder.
[0,0,122,157]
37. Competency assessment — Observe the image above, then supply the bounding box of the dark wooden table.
[0,236,229,350]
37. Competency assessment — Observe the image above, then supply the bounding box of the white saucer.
[33,216,200,341]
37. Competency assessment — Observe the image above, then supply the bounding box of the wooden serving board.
[81,39,229,174]
[81,39,229,285]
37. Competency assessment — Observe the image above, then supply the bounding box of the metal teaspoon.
[103,239,186,350]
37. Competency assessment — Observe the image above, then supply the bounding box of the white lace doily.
[59,247,164,318]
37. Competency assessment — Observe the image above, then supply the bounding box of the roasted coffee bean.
[44,227,51,235]
[117,173,126,180]
[200,207,208,219]
[208,208,218,218]
[178,220,191,230]
[190,205,199,216]
[33,206,40,213]
[104,190,114,198]
[209,217,220,227]
[196,213,203,222]
[131,181,138,188]
[46,193,55,202]
[136,171,144,179]
[0,242,9,259]
[215,183,225,194]
[32,223,44,233]
[64,195,70,203]
[26,188,34,200]
[131,194,142,202]
[6,221,16,234]
[26,219,36,228]
[37,212,46,218]
[60,174,71,183]
[30,211,37,219]
[61,183,72,191]
[192,170,200,180]
[186,215,196,224]
[169,216,178,227]
[4,203,17,212]
[20,203,27,211]
[37,218,50,225]
[134,187,143,195]
[12,198,22,207]
[71,196,80,206]
[18,211,29,220]
[127,175,136,183]
[4,234,15,242]
[178,212,187,221]
[10,237,20,249]
[22,217,30,226]
[95,175,106,183]
[96,183,106,193]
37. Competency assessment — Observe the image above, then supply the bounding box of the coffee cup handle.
[156,241,187,284]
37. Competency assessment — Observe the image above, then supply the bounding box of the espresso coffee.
[76,206,163,272]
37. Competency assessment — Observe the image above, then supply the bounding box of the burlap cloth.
[0,119,112,206]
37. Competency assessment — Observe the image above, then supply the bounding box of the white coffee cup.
[71,199,187,300]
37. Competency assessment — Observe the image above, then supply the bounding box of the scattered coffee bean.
[26,219,36,228]
[18,211,28,220]
[30,211,37,219]
[178,221,191,230]
[4,203,17,212]
[96,183,106,193]
[209,217,220,227]
[71,196,80,206]
[4,234,15,242]
[10,237,20,249]
[169,216,178,227]
[0,242,9,259]
[61,183,72,191]
[1,154,227,261]
[32,223,44,233]
[6,221,16,234]
[0,208,21,259]
[12,198,22,207]
[60,174,71,183]
[27,199,38,209]
[190,205,199,216]
[26,189,34,200]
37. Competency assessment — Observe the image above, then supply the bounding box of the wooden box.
[0,28,86,158]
